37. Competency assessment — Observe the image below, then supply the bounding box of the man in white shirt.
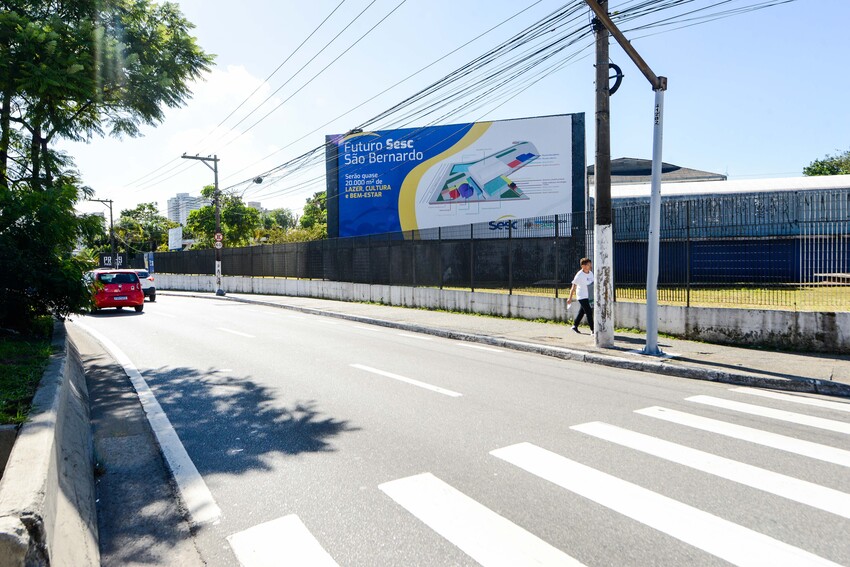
[567,257,594,334]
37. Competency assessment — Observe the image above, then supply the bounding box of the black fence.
[152,189,850,311]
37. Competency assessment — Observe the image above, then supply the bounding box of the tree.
[114,202,177,258]
[0,1,212,330]
[186,186,260,248]
[299,191,327,237]
[803,149,850,176]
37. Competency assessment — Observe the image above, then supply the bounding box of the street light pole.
[90,198,116,268]
[181,153,225,296]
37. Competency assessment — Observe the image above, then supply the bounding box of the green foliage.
[300,191,327,231]
[803,149,850,176]
[0,1,212,330]
[186,187,261,248]
[114,202,177,257]
[0,333,52,425]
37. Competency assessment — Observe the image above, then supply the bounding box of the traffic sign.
[214,241,223,249]
[214,232,223,242]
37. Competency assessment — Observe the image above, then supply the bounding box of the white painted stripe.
[572,422,850,519]
[350,364,462,397]
[398,333,433,340]
[74,322,221,526]
[227,514,338,567]
[380,473,583,567]
[491,443,840,567]
[636,406,850,468]
[732,387,850,413]
[216,327,255,338]
[353,325,382,332]
[455,343,503,353]
[688,395,850,435]
[314,319,339,325]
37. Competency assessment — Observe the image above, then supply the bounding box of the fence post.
[686,200,691,308]
[368,236,373,285]
[508,221,513,295]
[411,230,416,287]
[554,214,560,298]
[470,223,475,293]
[438,227,443,290]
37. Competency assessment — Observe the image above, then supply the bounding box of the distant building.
[587,157,726,186]
[247,201,263,211]
[167,193,208,226]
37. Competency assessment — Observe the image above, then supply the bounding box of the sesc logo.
[488,217,519,231]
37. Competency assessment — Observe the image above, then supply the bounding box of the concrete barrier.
[156,274,849,353]
[0,323,99,567]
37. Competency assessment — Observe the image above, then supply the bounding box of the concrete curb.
[0,322,99,567]
[171,292,850,399]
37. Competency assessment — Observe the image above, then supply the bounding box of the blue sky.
[67,0,850,218]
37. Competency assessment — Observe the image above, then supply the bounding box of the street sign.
[214,232,223,242]
[214,241,223,249]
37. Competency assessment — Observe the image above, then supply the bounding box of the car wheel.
[134,304,144,312]
[150,294,156,302]
[116,306,124,311]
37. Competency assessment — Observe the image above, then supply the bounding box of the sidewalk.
[164,291,850,398]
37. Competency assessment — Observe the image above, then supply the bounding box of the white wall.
[155,274,848,353]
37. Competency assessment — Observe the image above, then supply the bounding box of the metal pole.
[438,227,443,290]
[554,214,560,298]
[642,89,665,355]
[508,221,513,295]
[470,223,475,293]
[212,155,224,296]
[592,1,615,348]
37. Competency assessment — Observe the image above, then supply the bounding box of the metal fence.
[153,189,850,311]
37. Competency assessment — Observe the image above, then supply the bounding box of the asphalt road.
[72,295,850,567]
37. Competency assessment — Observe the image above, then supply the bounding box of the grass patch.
[0,324,53,425]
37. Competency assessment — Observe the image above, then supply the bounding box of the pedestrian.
[567,257,594,334]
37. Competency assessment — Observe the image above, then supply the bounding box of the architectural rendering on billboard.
[326,113,585,238]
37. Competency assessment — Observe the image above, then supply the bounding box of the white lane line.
[227,514,338,567]
[350,364,462,397]
[353,325,382,332]
[380,473,583,567]
[491,442,841,567]
[572,422,850,520]
[74,322,221,526]
[731,387,850,413]
[636,406,850,468]
[455,343,503,353]
[398,333,433,340]
[216,327,255,338]
[314,319,340,325]
[687,395,850,435]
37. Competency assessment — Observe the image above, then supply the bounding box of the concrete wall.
[156,274,849,353]
[0,323,99,567]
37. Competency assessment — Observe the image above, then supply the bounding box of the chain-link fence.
[153,189,850,311]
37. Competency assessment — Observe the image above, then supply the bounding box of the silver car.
[134,270,156,302]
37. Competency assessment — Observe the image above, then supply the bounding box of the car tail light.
[148,276,154,281]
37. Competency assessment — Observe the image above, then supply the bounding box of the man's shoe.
[571,326,580,334]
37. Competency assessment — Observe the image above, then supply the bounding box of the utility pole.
[592,0,615,348]
[585,0,668,356]
[182,153,225,296]
[90,198,116,268]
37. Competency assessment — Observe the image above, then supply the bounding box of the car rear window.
[136,271,149,278]
[98,273,138,284]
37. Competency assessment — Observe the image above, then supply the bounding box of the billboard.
[327,113,585,238]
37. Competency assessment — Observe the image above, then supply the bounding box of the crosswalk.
[227,387,850,566]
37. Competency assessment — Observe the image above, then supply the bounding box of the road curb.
[168,292,850,399]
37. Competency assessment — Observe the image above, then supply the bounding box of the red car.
[91,270,145,312]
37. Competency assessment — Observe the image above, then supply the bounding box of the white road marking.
[491,442,841,567]
[636,406,850,468]
[216,327,255,338]
[350,364,462,397]
[380,473,584,567]
[731,387,850,413]
[353,325,382,332]
[572,421,850,519]
[73,322,221,526]
[687,395,850,435]
[227,515,338,567]
[314,319,340,325]
[398,333,433,340]
[455,343,503,353]
[149,311,177,318]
